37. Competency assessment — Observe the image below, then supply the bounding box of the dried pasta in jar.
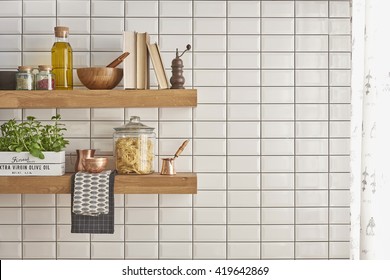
[115,135,154,174]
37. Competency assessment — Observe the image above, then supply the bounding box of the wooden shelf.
[0,172,197,194]
[0,89,197,108]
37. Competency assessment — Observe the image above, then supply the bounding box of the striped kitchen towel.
[71,170,115,234]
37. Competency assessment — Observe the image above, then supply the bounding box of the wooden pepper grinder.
[170,44,191,89]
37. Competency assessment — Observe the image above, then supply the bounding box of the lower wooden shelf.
[0,172,197,194]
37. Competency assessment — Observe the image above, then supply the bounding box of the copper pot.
[84,157,108,173]
[75,149,96,172]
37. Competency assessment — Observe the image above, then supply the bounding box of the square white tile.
[159,194,192,208]
[228,156,260,173]
[262,174,294,190]
[194,208,226,224]
[228,139,260,155]
[228,174,260,190]
[262,35,294,51]
[228,191,260,207]
[126,1,158,17]
[160,0,192,17]
[261,156,294,172]
[262,191,294,207]
[228,104,260,120]
[159,243,192,259]
[296,242,328,259]
[228,225,260,242]
[125,208,158,224]
[296,208,329,224]
[193,191,226,208]
[229,1,260,17]
[193,139,226,156]
[161,18,192,34]
[194,18,225,34]
[194,225,226,242]
[228,243,260,259]
[296,1,328,17]
[125,242,158,259]
[195,1,226,17]
[262,225,294,242]
[262,18,294,34]
[262,243,294,259]
[57,242,90,259]
[57,0,90,17]
[91,242,124,259]
[296,173,328,189]
[197,173,226,190]
[262,139,294,155]
[193,243,226,259]
[262,53,294,69]
[23,242,56,259]
[228,122,260,138]
[159,225,192,242]
[228,208,260,224]
[159,208,192,224]
[296,190,328,207]
[228,18,260,35]
[262,208,294,224]
[296,225,328,241]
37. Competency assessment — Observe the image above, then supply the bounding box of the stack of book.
[123,31,169,90]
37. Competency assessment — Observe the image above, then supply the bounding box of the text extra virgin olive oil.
[51,26,73,90]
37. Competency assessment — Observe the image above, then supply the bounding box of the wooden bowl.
[77,67,123,90]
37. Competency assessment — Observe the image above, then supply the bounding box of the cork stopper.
[38,65,52,71]
[18,66,33,72]
[54,26,69,38]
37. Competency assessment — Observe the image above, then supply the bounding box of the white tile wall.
[0,0,351,260]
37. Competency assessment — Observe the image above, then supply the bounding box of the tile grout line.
[293,0,297,260]
[327,0,331,260]
[191,0,195,260]
[157,0,161,261]
[225,0,228,261]
[259,0,262,260]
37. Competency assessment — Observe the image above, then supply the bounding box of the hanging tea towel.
[71,170,115,234]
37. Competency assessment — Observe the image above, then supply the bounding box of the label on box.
[0,151,65,176]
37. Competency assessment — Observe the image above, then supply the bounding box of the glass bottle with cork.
[36,65,55,90]
[16,66,34,90]
[51,26,73,90]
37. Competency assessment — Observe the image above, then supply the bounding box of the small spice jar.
[113,116,156,175]
[16,66,34,90]
[36,65,55,90]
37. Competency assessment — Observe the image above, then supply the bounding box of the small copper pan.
[160,140,189,175]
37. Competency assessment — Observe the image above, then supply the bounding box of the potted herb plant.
[0,114,69,176]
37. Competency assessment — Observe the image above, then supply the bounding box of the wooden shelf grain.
[0,89,197,108]
[0,172,197,194]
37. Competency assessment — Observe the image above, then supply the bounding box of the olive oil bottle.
[51,26,73,90]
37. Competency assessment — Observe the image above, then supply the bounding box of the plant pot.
[0,151,65,176]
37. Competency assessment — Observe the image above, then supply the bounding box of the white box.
[0,151,65,176]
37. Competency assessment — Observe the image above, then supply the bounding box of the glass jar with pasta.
[113,116,155,175]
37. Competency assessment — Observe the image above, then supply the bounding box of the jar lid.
[17,66,33,72]
[38,65,52,71]
[114,116,155,132]
[54,26,69,38]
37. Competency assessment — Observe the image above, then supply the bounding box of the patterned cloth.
[71,170,115,234]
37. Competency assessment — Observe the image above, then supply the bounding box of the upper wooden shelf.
[0,172,197,194]
[0,89,197,108]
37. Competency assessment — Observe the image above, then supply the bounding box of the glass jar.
[113,116,155,175]
[36,65,55,90]
[16,66,34,90]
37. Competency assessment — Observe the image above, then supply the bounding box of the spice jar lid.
[54,26,69,38]
[114,116,155,132]
[17,66,33,72]
[38,65,52,71]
